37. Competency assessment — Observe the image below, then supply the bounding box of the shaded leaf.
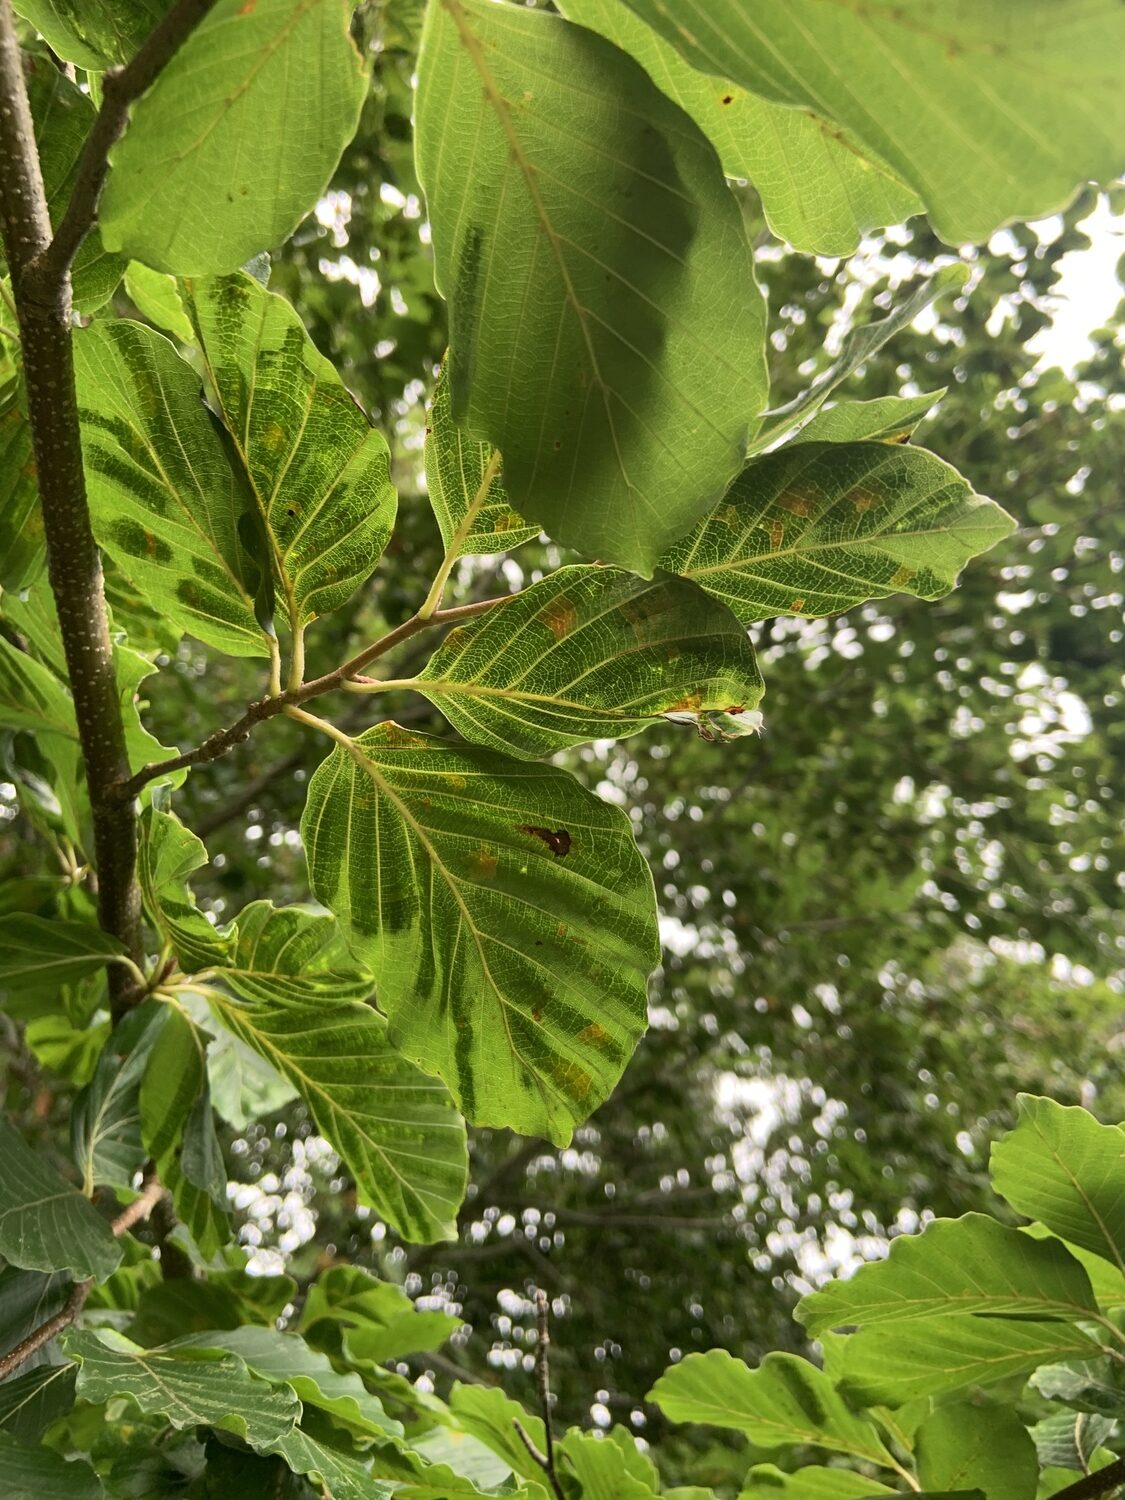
[663,441,1014,623]
[990,1095,1125,1276]
[0,1120,121,1281]
[838,1316,1101,1406]
[180,1080,227,1208]
[204,990,468,1244]
[448,1383,549,1488]
[71,1002,165,1195]
[649,1350,895,1465]
[416,0,768,573]
[158,1150,232,1262]
[0,1431,102,1500]
[0,1363,77,1445]
[74,320,266,657]
[794,393,944,447]
[176,1327,402,1439]
[181,273,397,629]
[138,1002,206,1163]
[1024,1229,1125,1311]
[1031,1409,1116,1472]
[559,0,920,255]
[0,1266,70,1375]
[0,635,77,740]
[138,807,235,970]
[797,1214,1100,1335]
[299,1265,461,1365]
[100,0,367,274]
[302,724,659,1144]
[740,1469,899,1500]
[617,0,1125,243]
[0,63,125,312]
[0,913,126,996]
[258,1420,395,1500]
[416,565,763,757]
[64,1328,300,1444]
[915,1402,1037,1500]
[424,366,538,556]
[558,1429,657,1499]
[1031,1359,1125,1418]
[0,365,43,590]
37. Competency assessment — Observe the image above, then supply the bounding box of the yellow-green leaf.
[181,273,397,630]
[416,565,763,757]
[205,989,468,1244]
[416,0,768,573]
[559,0,920,255]
[100,0,366,274]
[649,1349,896,1466]
[663,441,1015,624]
[618,0,1125,244]
[424,366,538,557]
[74,320,267,657]
[301,724,659,1144]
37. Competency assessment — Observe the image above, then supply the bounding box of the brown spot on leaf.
[519,825,571,858]
[577,1022,610,1047]
[531,1007,543,1021]
[539,598,576,640]
[781,494,811,517]
[890,564,916,587]
[668,693,702,713]
[769,518,785,550]
[851,489,877,514]
[551,1059,592,1100]
[790,597,805,613]
[469,846,497,879]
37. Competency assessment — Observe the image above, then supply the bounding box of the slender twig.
[109,1174,167,1237]
[0,1175,165,1380]
[1049,1459,1125,1500]
[511,1290,565,1500]
[115,594,509,800]
[31,0,216,287]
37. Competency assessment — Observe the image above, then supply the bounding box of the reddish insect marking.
[519,825,572,858]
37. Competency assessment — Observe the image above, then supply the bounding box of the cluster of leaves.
[0,0,1123,1496]
[0,1094,1121,1498]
